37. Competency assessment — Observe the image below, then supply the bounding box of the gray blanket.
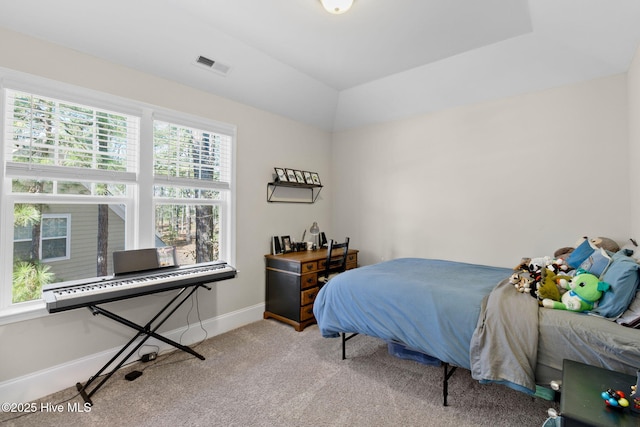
[469,278,540,393]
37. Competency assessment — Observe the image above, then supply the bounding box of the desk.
[560,359,640,426]
[264,248,358,331]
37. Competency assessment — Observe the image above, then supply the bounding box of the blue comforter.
[313,258,512,370]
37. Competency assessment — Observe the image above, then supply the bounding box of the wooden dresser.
[264,248,358,331]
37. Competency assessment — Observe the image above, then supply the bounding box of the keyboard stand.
[76,282,211,406]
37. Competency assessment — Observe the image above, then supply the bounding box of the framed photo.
[294,170,306,184]
[285,169,297,182]
[281,236,292,253]
[272,236,282,254]
[274,167,287,182]
[310,172,321,186]
[303,171,313,185]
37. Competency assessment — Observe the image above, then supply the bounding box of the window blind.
[153,119,232,190]
[4,89,139,183]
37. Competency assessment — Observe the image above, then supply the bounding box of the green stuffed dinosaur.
[535,269,571,306]
[542,270,610,312]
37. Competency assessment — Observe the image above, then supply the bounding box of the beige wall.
[332,73,632,268]
[0,28,333,395]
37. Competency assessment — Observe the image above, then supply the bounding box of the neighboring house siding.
[43,204,125,282]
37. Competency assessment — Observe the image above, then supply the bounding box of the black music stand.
[76,282,210,406]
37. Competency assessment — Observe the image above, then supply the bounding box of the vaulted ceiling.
[1,0,640,131]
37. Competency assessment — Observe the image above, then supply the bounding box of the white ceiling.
[1,0,640,131]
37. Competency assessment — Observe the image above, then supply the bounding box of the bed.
[313,257,640,405]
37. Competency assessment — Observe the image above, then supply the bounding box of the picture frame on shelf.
[310,172,321,186]
[303,171,313,185]
[274,167,287,182]
[281,236,292,253]
[285,169,297,182]
[294,170,306,184]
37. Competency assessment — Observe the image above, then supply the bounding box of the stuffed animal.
[542,270,610,312]
[554,246,574,260]
[510,257,541,295]
[547,257,571,274]
[511,256,569,298]
[510,272,532,294]
[535,269,571,305]
[590,237,620,253]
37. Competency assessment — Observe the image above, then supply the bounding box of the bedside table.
[264,248,358,331]
[560,359,639,426]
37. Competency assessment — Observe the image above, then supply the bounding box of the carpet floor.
[1,319,558,426]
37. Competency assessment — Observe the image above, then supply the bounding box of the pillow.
[591,251,640,319]
[578,247,612,277]
[616,290,640,328]
[566,239,595,268]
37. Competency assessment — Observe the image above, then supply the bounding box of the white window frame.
[40,214,71,261]
[151,112,235,264]
[14,213,71,262]
[0,69,236,325]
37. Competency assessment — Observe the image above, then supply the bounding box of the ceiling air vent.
[194,55,230,77]
[196,55,215,67]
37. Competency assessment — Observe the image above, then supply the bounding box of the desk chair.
[318,237,350,289]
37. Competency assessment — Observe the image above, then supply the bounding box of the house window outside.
[1,78,236,319]
[41,215,69,260]
[14,213,70,262]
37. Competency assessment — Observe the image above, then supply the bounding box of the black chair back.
[320,237,350,285]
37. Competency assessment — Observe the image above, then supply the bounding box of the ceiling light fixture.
[320,0,353,15]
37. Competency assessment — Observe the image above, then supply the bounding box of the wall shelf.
[267,181,323,203]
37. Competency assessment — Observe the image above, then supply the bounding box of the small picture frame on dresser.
[272,236,282,254]
[281,236,292,253]
[274,167,287,182]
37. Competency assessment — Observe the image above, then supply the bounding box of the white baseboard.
[0,303,264,403]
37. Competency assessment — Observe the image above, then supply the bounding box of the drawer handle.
[306,277,314,284]
[308,293,316,299]
[306,264,313,271]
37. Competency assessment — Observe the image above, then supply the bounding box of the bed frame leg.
[341,332,359,360]
[442,363,457,406]
[340,334,456,406]
[341,333,346,360]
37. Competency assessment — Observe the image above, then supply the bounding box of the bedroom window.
[2,88,138,311]
[152,118,233,265]
[0,77,236,322]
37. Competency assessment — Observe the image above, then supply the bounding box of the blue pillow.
[578,247,612,277]
[592,251,640,319]
[567,239,594,268]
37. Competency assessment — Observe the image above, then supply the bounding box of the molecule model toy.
[601,389,630,409]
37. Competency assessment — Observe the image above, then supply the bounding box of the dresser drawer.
[301,261,318,274]
[346,253,357,267]
[319,253,358,271]
[266,258,318,274]
[301,286,319,306]
[300,304,315,321]
[300,272,317,289]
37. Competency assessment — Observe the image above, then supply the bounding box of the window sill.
[0,301,49,326]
